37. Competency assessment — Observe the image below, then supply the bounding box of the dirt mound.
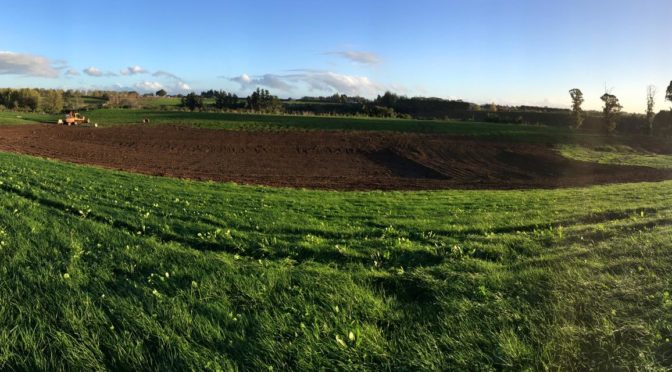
[0,124,670,190]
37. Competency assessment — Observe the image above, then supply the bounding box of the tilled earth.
[0,124,670,190]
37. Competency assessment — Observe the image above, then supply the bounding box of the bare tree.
[646,85,656,134]
[600,91,622,134]
[569,88,584,129]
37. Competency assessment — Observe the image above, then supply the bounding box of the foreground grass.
[560,144,672,169]
[0,151,670,369]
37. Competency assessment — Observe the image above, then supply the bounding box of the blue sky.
[0,0,670,112]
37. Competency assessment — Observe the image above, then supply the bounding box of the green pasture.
[0,150,669,369]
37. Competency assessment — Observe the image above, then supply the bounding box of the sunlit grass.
[0,151,670,369]
[0,111,55,125]
[560,144,672,169]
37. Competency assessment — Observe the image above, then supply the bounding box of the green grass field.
[0,111,55,125]
[137,96,182,108]
[561,144,672,169]
[137,97,216,108]
[2,108,666,147]
[0,110,671,369]
[4,108,591,143]
[0,147,670,369]
[82,96,107,106]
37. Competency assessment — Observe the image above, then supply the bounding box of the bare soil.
[0,124,670,190]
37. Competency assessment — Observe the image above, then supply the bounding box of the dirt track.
[0,124,670,190]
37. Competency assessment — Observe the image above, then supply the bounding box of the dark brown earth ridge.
[0,124,670,190]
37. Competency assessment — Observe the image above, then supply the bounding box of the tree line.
[0,88,166,113]
[0,88,81,114]
[568,81,672,134]
[2,83,672,135]
[180,88,281,112]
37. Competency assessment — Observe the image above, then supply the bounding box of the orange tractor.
[58,112,90,126]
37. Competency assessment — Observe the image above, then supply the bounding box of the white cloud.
[83,67,102,76]
[0,51,60,77]
[125,80,190,94]
[83,66,116,77]
[134,81,164,91]
[230,73,252,84]
[65,69,80,76]
[152,70,191,93]
[121,65,148,75]
[151,70,190,92]
[229,70,384,96]
[153,70,182,81]
[294,71,382,96]
[230,73,292,91]
[326,50,382,65]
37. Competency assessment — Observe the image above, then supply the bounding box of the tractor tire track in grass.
[3,172,671,275]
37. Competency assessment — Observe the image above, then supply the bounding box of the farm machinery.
[58,112,90,126]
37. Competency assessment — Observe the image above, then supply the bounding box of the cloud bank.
[120,65,148,75]
[150,70,190,92]
[131,80,190,94]
[0,51,60,77]
[228,70,383,96]
[83,66,117,77]
[134,81,164,91]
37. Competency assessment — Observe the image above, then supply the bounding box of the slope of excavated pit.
[365,149,449,180]
[0,124,670,190]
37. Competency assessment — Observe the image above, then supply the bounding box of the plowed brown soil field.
[0,124,670,190]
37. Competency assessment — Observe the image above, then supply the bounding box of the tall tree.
[666,81,672,109]
[181,93,203,111]
[374,91,399,108]
[41,90,64,114]
[246,88,280,112]
[569,88,584,129]
[214,90,239,109]
[600,92,623,134]
[646,85,656,134]
[16,89,40,111]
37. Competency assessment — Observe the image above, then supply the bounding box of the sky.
[0,0,670,112]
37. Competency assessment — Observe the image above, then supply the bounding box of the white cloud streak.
[153,70,182,81]
[127,80,190,94]
[0,51,60,77]
[326,50,382,65]
[150,70,190,92]
[228,70,384,96]
[134,81,164,91]
[176,82,191,91]
[121,65,148,75]
[83,66,117,77]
